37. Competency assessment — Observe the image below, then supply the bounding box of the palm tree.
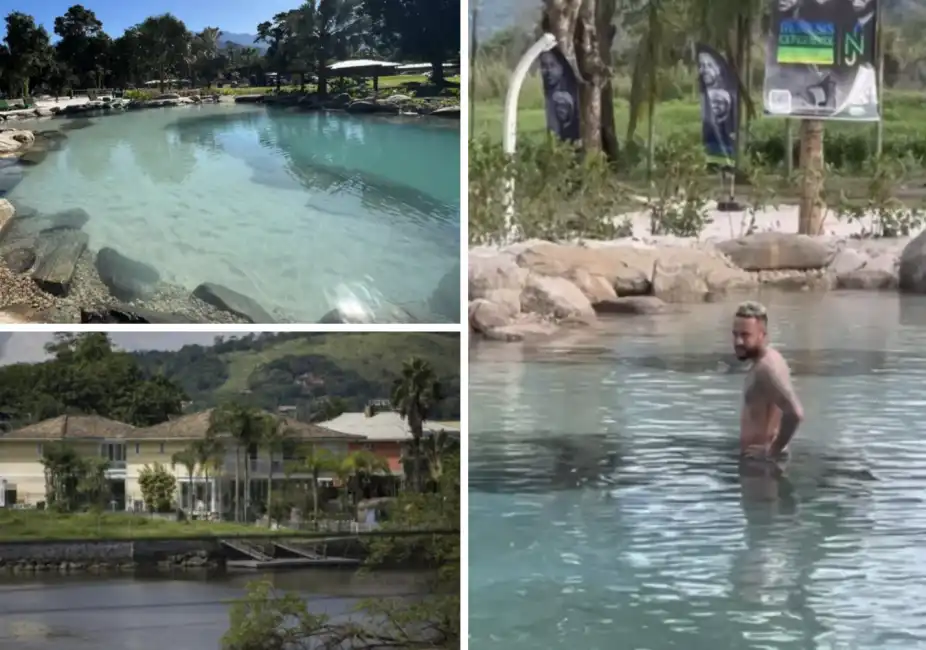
[340,450,390,513]
[391,357,442,491]
[171,447,198,514]
[289,444,338,524]
[191,435,224,516]
[261,416,288,528]
[421,430,457,489]
[208,404,267,522]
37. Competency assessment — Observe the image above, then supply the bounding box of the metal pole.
[875,0,884,157]
[502,33,557,241]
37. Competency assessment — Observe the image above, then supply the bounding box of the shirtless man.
[733,301,804,459]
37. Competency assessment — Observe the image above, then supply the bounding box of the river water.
[469,292,926,650]
[0,568,426,650]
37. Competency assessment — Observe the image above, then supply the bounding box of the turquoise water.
[7,105,459,322]
[470,293,926,650]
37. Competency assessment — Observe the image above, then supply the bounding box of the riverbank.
[469,204,926,342]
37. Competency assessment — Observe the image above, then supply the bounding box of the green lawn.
[0,510,272,541]
[471,72,926,144]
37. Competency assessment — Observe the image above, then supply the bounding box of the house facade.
[320,408,461,475]
[0,411,363,513]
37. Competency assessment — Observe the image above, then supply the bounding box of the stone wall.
[0,538,223,570]
[0,540,132,564]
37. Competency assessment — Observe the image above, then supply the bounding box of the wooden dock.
[227,556,361,569]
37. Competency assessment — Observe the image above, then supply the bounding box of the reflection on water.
[470,293,926,650]
[7,106,459,322]
[0,569,427,650]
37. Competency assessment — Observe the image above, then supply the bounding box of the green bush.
[469,136,631,245]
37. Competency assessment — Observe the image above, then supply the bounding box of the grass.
[470,56,925,145]
[0,509,267,542]
[216,333,460,395]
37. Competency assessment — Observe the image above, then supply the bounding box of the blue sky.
[0,333,237,365]
[2,0,301,39]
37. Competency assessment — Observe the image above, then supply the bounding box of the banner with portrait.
[539,47,581,142]
[763,0,879,121]
[695,44,738,168]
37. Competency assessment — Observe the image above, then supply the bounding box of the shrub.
[469,136,630,245]
[138,462,177,513]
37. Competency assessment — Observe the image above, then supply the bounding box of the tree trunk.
[575,0,602,153]
[267,458,273,529]
[597,0,618,161]
[430,60,445,86]
[798,119,825,234]
[234,447,240,522]
[311,473,319,523]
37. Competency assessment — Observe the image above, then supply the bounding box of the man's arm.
[760,355,804,456]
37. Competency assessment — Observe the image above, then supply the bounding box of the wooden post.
[798,119,825,234]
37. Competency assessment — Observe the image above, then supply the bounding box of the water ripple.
[470,293,926,650]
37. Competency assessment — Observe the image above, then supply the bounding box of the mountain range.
[218,32,269,52]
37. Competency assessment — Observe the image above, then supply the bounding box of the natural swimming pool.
[4,105,459,323]
[470,292,926,650]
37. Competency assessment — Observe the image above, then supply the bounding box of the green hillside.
[132,333,461,419]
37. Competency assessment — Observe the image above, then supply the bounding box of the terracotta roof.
[0,410,363,442]
[133,408,363,441]
[0,415,137,440]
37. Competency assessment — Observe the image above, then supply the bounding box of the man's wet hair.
[735,301,768,326]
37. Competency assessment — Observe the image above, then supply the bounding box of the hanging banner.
[539,47,581,143]
[763,0,879,121]
[695,44,738,167]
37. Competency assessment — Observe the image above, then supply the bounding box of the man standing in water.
[733,302,805,458]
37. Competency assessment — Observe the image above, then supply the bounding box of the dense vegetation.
[131,332,461,420]
[470,0,926,244]
[0,332,461,430]
[0,0,459,99]
[222,453,460,650]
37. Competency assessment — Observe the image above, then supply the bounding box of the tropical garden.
[0,0,459,101]
[470,0,926,244]
[0,333,459,534]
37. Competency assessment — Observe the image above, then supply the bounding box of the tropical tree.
[421,429,457,488]
[262,417,289,527]
[1,12,53,98]
[53,4,111,90]
[171,446,198,513]
[340,449,390,512]
[365,0,458,85]
[191,435,225,516]
[208,404,270,522]
[290,444,339,522]
[256,13,292,91]
[391,356,442,491]
[136,13,190,91]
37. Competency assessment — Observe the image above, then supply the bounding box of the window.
[36,443,43,456]
[102,443,126,462]
[159,442,164,454]
[135,443,140,454]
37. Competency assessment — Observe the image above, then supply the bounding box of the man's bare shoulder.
[754,348,792,382]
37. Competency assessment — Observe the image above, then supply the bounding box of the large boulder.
[514,242,754,300]
[80,304,201,324]
[520,273,595,320]
[716,232,835,271]
[469,250,525,298]
[0,129,34,156]
[899,230,926,293]
[94,247,161,302]
[652,262,709,303]
[0,199,13,238]
[192,282,274,323]
[469,299,510,333]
